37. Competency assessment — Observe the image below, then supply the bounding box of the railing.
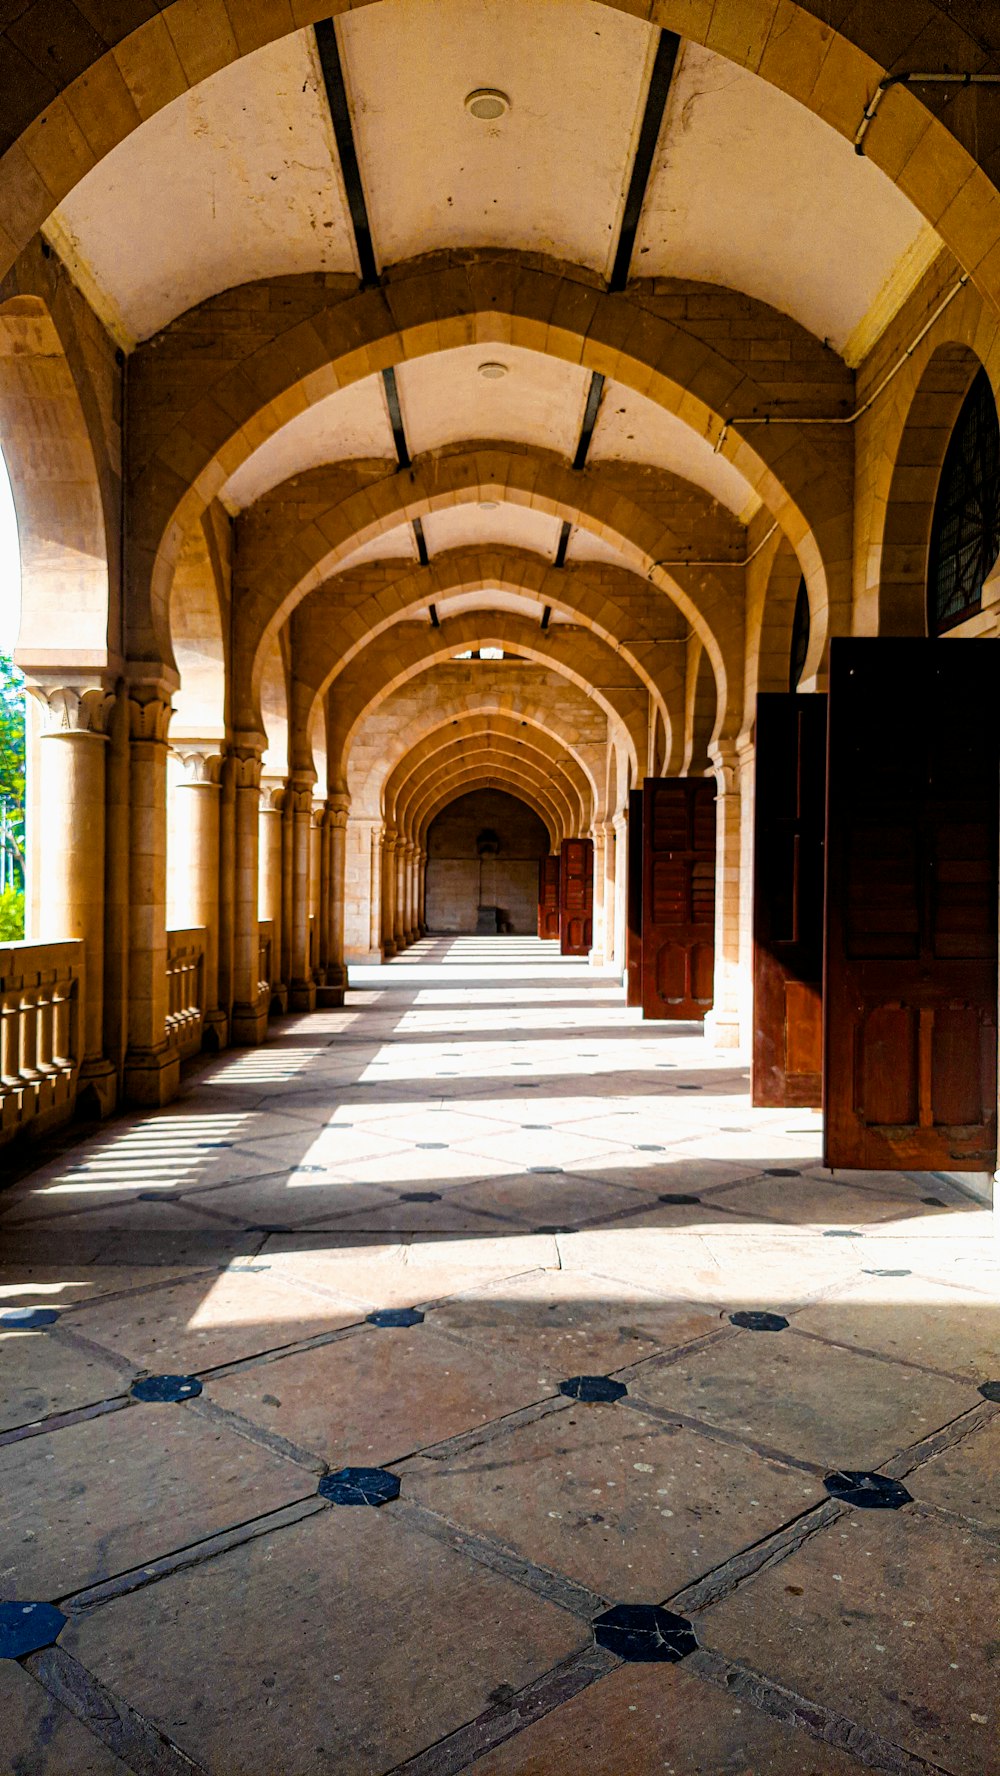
[258,919,273,1003]
[0,940,81,1144]
[165,928,204,1060]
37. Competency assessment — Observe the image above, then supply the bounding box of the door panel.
[537,855,560,939]
[641,779,715,1020]
[824,639,998,1171]
[559,838,593,957]
[752,693,828,1107]
[626,788,642,1006]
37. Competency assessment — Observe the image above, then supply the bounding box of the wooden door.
[559,838,593,956]
[641,779,715,1020]
[626,788,643,1007]
[752,693,828,1107]
[824,639,998,1171]
[537,855,560,939]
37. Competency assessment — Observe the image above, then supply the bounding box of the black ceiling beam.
[429,603,440,628]
[382,366,410,469]
[314,19,378,287]
[609,29,681,294]
[412,517,430,567]
[554,521,572,568]
[573,370,605,471]
[540,605,552,629]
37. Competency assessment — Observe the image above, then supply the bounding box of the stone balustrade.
[165,928,205,1060]
[0,940,82,1144]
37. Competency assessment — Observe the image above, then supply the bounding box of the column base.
[704,1008,743,1051]
[201,1008,229,1053]
[123,1044,180,1107]
[383,939,397,959]
[231,1000,269,1045]
[269,984,289,1015]
[289,980,317,1012]
[76,1056,118,1120]
[317,983,345,1007]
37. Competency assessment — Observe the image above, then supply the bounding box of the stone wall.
[425,790,549,935]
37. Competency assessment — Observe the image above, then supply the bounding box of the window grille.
[928,367,1000,635]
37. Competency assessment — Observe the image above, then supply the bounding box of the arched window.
[928,367,1000,635]
[789,576,810,690]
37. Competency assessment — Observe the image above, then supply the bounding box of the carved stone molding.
[325,794,350,832]
[175,747,224,786]
[29,682,114,738]
[260,776,285,813]
[231,747,263,792]
[127,690,173,745]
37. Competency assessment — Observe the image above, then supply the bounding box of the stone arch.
[0,294,111,668]
[383,712,593,831]
[258,630,290,780]
[169,512,228,742]
[390,731,588,840]
[745,529,806,719]
[414,767,565,850]
[322,613,643,795]
[399,746,580,846]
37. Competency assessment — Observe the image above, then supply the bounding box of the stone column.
[394,840,407,952]
[288,774,317,1011]
[603,817,618,967]
[29,681,116,1116]
[217,751,236,1028]
[258,778,286,1012]
[321,795,350,1003]
[368,822,384,958]
[404,842,417,943]
[589,823,607,968]
[230,742,267,1044]
[174,745,227,1050]
[612,810,628,978]
[123,680,180,1105]
[382,830,397,958]
[706,740,744,1052]
[417,846,427,933]
[310,801,323,981]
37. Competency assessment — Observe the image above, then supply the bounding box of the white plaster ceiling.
[338,0,655,277]
[335,525,418,573]
[421,503,563,559]
[43,31,357,347]
[220,374,395,513]
[397,344,590,460]
[634,42,941,359]
[592,380,760,520]
[564,526,635,570]
[433,588,545,624]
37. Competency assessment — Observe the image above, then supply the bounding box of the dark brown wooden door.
[559,838,593,956]
[537,855,560,939]
[752,693,827,1107]
[641,779,715,1020]
[626,788,643,1007]
[824,639,998,1171]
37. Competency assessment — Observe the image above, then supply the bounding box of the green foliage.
[0,651,25,891]
[0,885,24,940]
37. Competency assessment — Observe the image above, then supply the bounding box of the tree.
[0,652,25,930]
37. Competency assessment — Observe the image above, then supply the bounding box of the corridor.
[1,940,998,1776]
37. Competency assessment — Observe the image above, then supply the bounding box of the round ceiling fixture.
[478,500,500,510]
[477,360,508,380]
[465,88,510,121]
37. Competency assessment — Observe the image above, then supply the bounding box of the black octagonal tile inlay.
[0,1307,60,1329]
[977,1381,1000,1402]
[247,1224,292,1235]
[130,1374,203,1403]
[529,1166,564,1175]
[729,1311,789,1333]
[416,1143,448,1150]
[0,1601,67,1659]
[863,1268,911,1277]
[920,1196,947,1207]
[635,1144,665,1152]
[658,1193,701,1206]
[559,1374,627,1403]
[367,1308,425,1328]
[592,1603,697,1663]
[764,1168,800,1177]
[823,1470,912,1509]
[400,1191,441,1203]
[318,1466,400,1506]
[823,1229,862,1239]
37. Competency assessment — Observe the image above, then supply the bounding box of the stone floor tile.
[464,1662,871,1774]
[431,1267,719,1374]
[704,1508,1000,1775]
[0,1662,132,1774]
[0,1400,308,1597]
[1,1327,131,1432]
[207,1322,546,1465]
[910,1413,1000,1528]
[795,1280,1000,1382]
[0,1263,202,1312]
[404,1406,819,1599]
[711,1175,922,1227]
[631,1327,975,1469]
[182,1172,393,1229]
[61,1268,364,1370]
[64,1506,588,1776]
[451,1171,647,1228]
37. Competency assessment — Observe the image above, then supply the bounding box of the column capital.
[260,774,285,812]
[286,778,314,816]
[28,678,114,738]
[708,738,741,794]
[175,745,224,786]
[325,794,350,831]
[127,675,174,744]
[230,746,263,791]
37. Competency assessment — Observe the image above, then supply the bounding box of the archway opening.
[424,789,549,936]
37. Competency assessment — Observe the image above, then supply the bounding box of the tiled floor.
[1,936,998,1775]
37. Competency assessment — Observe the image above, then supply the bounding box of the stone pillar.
[123,680,180,1105]
[174,746,227,1050]
[230,743,267,1044]
[404,842,417,943]
[217,751,236,1028]
[612,810,628,978]
[310,801,323,980]
[589,822,607,968]
[736,736,756,1056]
[368,822,384,958]
[288,775,317,1011]
[706,740,744,1052]
[321,794,350,1003]
[603,817,618,967]
[382,830,397,958]
[417,846,427,933]
[29,681,116,1115]
[258,778,286,1011]
[394,840,407,952]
